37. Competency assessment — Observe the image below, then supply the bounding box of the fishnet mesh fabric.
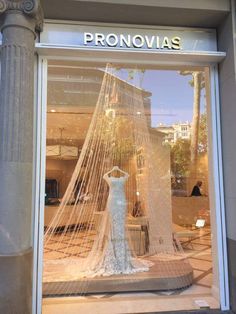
[43,64,191,296]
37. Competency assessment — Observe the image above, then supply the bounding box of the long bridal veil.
[43,64,192,296]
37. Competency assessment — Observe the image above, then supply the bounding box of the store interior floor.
[43,225,219,313]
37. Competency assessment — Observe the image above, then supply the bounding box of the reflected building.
[156,122,191,144]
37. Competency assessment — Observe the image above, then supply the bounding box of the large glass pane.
[42,60,218,311]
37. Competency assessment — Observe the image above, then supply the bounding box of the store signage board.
[40,22,217,52]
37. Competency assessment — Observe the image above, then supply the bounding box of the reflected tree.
[180,71,205,193]
[170,139,191,195]
[180,71,205,165]
[198,110,208,154]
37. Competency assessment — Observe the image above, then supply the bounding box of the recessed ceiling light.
[50,109,56,113]
[136,111,141,115]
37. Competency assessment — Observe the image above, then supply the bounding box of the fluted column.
[0,1,43,313]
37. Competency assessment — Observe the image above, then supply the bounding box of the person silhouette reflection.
[190,181,202,196]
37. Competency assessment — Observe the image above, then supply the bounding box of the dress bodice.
[103,175,127,194]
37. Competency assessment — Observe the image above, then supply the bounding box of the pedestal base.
[43,257,193,296]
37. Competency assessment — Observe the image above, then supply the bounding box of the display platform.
[43,257,193,297]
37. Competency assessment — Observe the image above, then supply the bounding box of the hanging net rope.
[43,64,192,296]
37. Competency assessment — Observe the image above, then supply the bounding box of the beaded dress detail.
[95,173,150,276]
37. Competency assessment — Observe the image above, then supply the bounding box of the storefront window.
[43,60,218,310]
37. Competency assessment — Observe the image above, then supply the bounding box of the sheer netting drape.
[43,64,191,295]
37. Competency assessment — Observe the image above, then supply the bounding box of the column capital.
[0,0,43,32]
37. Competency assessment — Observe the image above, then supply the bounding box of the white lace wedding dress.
[44,172,150,282]
[95,173,150,276]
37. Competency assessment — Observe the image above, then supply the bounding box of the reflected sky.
[116,69,206,127]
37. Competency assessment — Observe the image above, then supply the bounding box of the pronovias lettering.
[84,32,181,50]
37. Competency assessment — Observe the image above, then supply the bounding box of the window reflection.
[43,61,214,309]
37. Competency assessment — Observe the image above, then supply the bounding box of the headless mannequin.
[101,166,131,274]
[96,166,150,275]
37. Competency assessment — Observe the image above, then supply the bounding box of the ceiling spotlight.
[136,111,141,115]
[50,109,56,113]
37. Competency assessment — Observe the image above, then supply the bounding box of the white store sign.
[40,22,217,52]
[83,32,181,50]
